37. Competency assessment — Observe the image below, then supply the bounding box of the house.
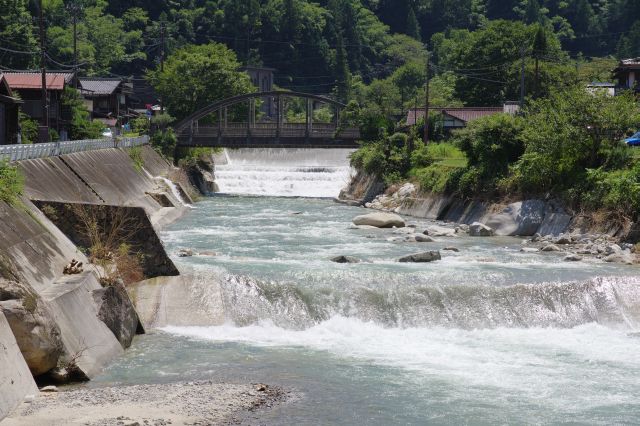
[405,105,516,130]
[3,71,75,136]
[0,75,22,145]
[79,77,133,128]
[242,66,276,118]
[613,58,640,93]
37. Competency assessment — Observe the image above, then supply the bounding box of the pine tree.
[406,7,422,40]
[532,25,548,98]
[524,0,541,24]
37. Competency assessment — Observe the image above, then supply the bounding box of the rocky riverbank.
[3,381,289,426]
[338,174,640,265]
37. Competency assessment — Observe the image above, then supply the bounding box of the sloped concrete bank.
[339,173,639,243]
[0,146,196,421]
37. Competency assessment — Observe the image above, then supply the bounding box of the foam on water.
[215,148,354,197]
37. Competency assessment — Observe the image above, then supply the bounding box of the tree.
[524,0,541,24]
[147,43,255,120]
[0,0,38,69]
[531,25,548,97]
[406,7,421,41]
[617,20,640,58]
[61,88,104,140]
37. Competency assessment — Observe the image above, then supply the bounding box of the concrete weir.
[0,145,195,421]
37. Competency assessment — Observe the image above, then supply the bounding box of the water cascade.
[214,148,355,197]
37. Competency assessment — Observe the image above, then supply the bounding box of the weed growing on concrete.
[128,146,145,173]
[0,160,24,205]
[70,205,145,287]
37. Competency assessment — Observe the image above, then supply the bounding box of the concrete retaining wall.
[0,312,38,420]
[38,274,124,378]
[1,145,191,420]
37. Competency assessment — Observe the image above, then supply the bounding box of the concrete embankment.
[0,145,195,420]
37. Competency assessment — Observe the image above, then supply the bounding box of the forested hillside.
[1,1,638,104]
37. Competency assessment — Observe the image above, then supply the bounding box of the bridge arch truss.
[174,91,360,149]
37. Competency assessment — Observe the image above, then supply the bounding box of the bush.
[19,111,38,144]
[0,161,24,205]
[151,128,177,159]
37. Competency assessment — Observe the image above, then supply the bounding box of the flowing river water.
[94,149,640,425]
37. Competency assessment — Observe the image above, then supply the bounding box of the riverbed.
[94,149,640,425]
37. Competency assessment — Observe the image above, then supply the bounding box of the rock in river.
[330,256,361,264]
[469,222,495,237]
[398,251,442,263]
[352,212,405,228]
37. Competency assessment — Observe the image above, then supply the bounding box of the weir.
[214,148,355,197]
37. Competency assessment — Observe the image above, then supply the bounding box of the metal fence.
[0,136,149,163]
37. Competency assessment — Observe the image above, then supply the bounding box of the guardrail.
[0,136,149,163]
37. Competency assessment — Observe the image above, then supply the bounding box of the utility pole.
[73,11,78,88]
[520,46,526,108]
[38,0,49,142]
[423,50,430,145]
[160,22,166,115]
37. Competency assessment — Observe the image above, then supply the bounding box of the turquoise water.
[92,196,640,425]
[94,149,640,424]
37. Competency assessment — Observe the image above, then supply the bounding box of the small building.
[587,82,617,96]
[242,66,276,118]
[0,75,22,145]
[405,106,510,129]
[613,58,640,92]
[79,77,133,128]
[3,71,75,134]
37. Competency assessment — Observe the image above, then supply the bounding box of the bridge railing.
[178,122,360,140]
[0,135,149,163]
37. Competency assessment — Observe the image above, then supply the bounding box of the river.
[94,149,640,425]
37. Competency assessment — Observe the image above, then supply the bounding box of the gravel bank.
[3,381,288,426]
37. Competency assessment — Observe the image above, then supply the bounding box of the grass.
[0,161,24,205]
[410,142,468,193]
[127,146,144,173]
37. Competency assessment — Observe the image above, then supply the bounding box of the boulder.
[394,183,416,198]
[563,254,583,262]
[414,234,435,243]
[469,222,495,237]
[92,286,143,349]
[554,235,572,245]
[484,200,547,236]
[178,249,195,257]
[330,256,361,264]
[352,212,405,228]
[0,280,63,376]
[541,244,561,252]
[604,251,635,265]
[423,225,456,237]
[399,251,442,263]
[443,247,460,252]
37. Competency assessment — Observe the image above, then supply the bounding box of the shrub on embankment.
[350,86,640,220]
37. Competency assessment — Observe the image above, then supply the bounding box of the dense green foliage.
[352,87,640,218]
[147,43,254,121]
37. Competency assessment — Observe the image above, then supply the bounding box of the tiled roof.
[406,107,503,126]
[620,58,640,66]
[3,72,73,90]
[79,78,122,96]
